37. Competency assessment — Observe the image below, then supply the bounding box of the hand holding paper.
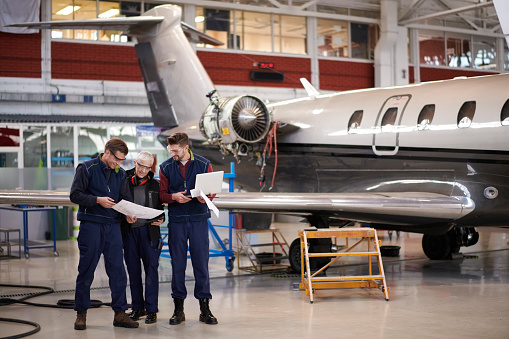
[189,171,224,218]
[113,200,164,219]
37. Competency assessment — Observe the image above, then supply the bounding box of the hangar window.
[196,8,306,54]
[417,104,435,130]
[51,0,139,42]
[381,107,398,129]
[501,99,509,126]
[457,101,476,128]
[317,19,377,59]
[347,110,363,133]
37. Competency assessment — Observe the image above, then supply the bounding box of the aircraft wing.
[8,17,224,46]
[212,192,474,226]
[0,190,474,228]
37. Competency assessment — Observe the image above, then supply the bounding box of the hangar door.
[372,95,411,156]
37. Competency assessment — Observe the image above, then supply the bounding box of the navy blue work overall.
[168,219,211,300]
[160,151,212,300]
[74,220,127,311]
[123,225,161,313]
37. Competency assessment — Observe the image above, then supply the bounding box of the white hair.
[136,151,154,164]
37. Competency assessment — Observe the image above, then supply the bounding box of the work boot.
[113,311,139,328]
[74,310,87,330]
[128,309,147,321]
[145,312,157,324]
[199,299,218,325]
[169,298,185,325]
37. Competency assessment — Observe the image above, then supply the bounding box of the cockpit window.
[347,110,363,133]
[381,107,398,128]
[417,104,435,130]
[457,101,476,128]
[501,99,509,126]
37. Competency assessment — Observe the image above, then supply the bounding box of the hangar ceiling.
[181,0,502,34]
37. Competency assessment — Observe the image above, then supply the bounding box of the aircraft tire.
[422,233,451,260]
[289,238,331,274]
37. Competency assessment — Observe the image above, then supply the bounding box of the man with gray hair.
[121,151,165,324]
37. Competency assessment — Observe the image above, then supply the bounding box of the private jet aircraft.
[5,5,509,270]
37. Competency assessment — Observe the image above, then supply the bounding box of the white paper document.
[112,200,164,219]
[189,171,223,218]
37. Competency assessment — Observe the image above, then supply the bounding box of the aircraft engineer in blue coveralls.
[121,151,165,324]
[159,132,218,325]
[69,137,139,330]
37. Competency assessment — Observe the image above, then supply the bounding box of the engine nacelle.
[200,95,272,156]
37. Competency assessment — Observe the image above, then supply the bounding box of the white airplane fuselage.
[190,74,509,230]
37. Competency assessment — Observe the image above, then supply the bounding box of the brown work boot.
[74,310,87,330]
[113,311,139,328]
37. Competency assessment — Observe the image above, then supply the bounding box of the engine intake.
[200,95,272,155]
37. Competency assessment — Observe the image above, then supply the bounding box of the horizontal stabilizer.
[300,78,320,98]
[9,17,224,46]
[8,16,164,31]
[181,22,224,46]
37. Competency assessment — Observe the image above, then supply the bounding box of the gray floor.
[1,223,509,339]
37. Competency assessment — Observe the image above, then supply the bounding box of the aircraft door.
[372,95,411,156]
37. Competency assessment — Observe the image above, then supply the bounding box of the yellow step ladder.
[299,227,389,303]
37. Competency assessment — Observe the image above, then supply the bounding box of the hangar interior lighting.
[56,6,80,16]
[99,9,120,18]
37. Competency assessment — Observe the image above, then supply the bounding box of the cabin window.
[417,104,435,130]
[347,110,363,133]
[457,101,476,128]
[501,99,509,126]
[381,107,398,130]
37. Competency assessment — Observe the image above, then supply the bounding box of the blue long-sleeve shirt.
[70,155,131,223]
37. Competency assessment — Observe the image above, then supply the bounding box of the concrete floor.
[1,223,509,339]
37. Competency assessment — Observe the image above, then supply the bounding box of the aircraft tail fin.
[10,5,221,128]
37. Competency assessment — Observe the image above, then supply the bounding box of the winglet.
[300,78,320,99]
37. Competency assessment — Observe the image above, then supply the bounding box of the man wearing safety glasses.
[159,132,218,326]
[121,151,165,325]
[70,137,138,330]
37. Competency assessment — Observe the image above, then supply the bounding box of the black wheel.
[422,233,451,260]
[226,257,234,272]
[289,239,302,273]
[25,252,30,259]
[54,251,59,257]
[289,238,331,274]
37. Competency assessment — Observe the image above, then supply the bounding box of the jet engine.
[200,94,272,157]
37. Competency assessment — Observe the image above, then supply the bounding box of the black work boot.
[199,299,218,325]
[74,310,87,330]
[128,309,146,321]
[169,298,185,325]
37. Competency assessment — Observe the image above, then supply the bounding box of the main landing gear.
[422,227,479,260]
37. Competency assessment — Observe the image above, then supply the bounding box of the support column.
[409,28,420,83]
[306,11,319,89]
[40,0,51,115]
[183,4,197,53]
[374,0,398,87]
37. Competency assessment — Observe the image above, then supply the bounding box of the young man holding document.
[159,132,218,325]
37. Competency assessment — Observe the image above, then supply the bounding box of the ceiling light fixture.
[99,9,120,18]
[56,6,80,16]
